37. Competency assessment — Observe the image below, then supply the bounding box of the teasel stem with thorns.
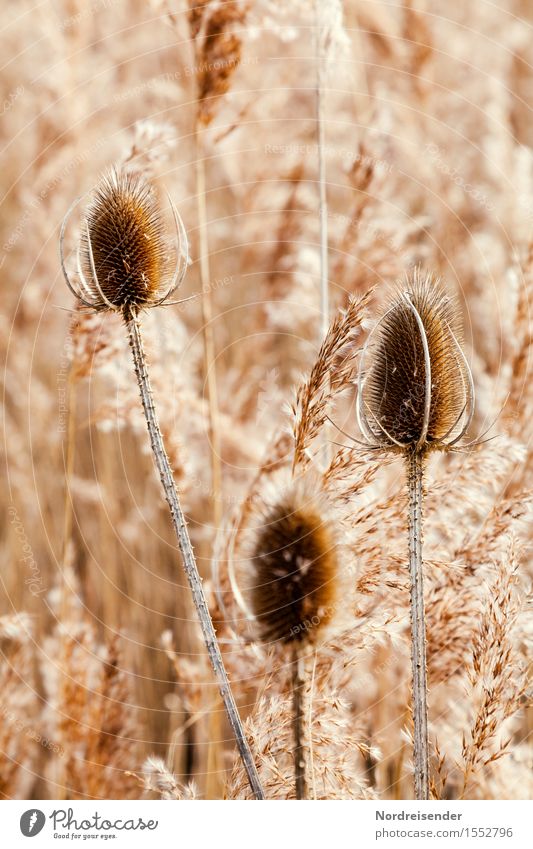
[249,485,338,798]
[59,168,265,800]
[355,270,475,799]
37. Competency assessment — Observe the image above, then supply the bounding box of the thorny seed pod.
[60,169,188,320]
[357,269,474,455]
[354,269,476,800]
[249,487,338,646]
[59,169,265,799]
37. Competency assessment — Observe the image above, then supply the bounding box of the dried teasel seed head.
[60,169,188,320]
[249,488,338,646]
[357,270,474,454]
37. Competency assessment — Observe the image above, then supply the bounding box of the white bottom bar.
[4,800,532,848]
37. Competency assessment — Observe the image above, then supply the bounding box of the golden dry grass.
[0,0,532,800]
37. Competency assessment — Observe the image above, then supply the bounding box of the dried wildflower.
[61,169,187,320]
[60,170,264,800]
[250,490,338,645]
[355,270,475,800]
[357,270,473,453]
[249,483,339,798]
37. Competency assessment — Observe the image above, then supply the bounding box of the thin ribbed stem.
[195,124,223,530]
[292,648,306,800]
[127,317,264,800]
[407,449,429,800]
[315,1,331,468]
[315,12,329,344]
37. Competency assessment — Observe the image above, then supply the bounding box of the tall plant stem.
[58,326,79,800]
[315,1,331,469]
[126,317,264,800]
[195,122,222,530]
[292,648,306,800]
[315,19,329,344]
[407,449,429,800]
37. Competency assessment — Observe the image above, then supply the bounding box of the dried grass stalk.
[187,1,247,527]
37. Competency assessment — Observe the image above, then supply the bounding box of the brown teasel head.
[60,169,188,320]
[249,489,338,647]
[357,270,474,455]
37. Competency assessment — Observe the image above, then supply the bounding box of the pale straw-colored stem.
[316,42,328,343]
[407,449,429,800]
[292,648,307,800]
[315,1,330,468]
[195,123,223,530]
[126,317,264,800]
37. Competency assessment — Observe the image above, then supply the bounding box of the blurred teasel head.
[356,270,474,455]
[60,169,188,320]
[249,486,338,647]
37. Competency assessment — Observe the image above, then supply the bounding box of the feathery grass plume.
[356,270,475,800]
[131,757,198,800]
[190,0,247,127]
[0,615,38,799]
[460,541,527,799]
[248,482,339,798]
[292,289,373,471]
[59,169,265,800]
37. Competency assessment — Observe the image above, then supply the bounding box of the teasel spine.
[60,171,265,801]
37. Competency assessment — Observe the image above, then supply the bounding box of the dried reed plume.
[249,484,338,798]
[59,169,264,800]
[356,270,475,799]
[190,0,247,128]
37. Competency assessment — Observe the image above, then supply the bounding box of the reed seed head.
[195,2,246,126]
[249,488,338,646]
[357,270,474,454]
[60,169,188,320]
